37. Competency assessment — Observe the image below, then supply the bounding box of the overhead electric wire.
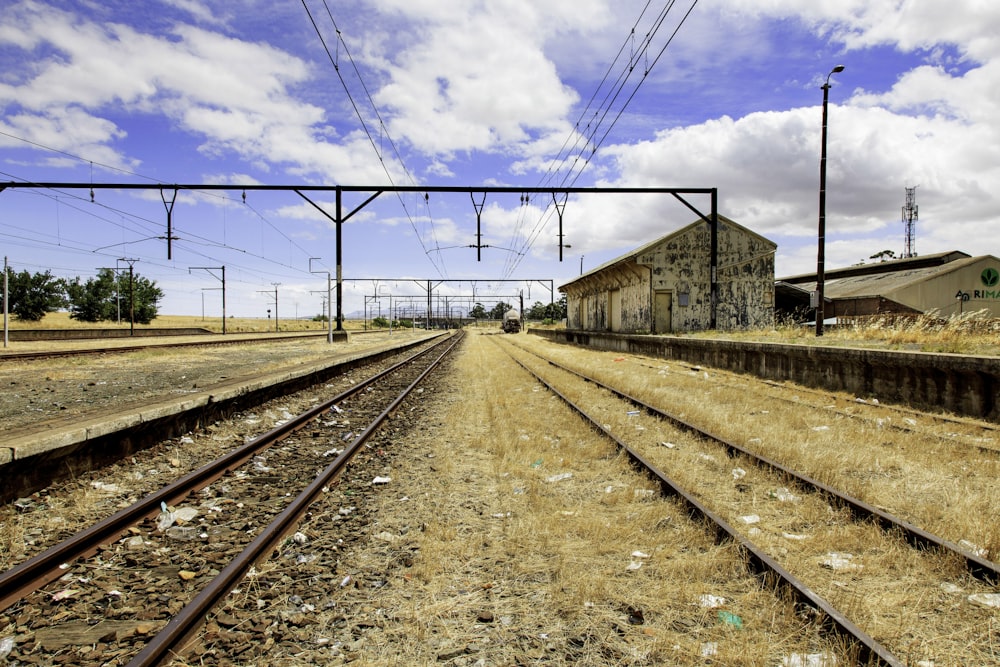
[500,0,659,278]
[317,0,446,275]
[0,158,332,290]
[535,0,658,192]
[0,130,162,183]
[509,1,692,273]
[0,126,389,306]
[513,0,690,259]
[501,0,699,280]
[301,0,448,278]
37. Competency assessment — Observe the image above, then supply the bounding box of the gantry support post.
[336,187,343,331]
[160,188,178,260]
[471,192,486,261]
[553,192,568,261]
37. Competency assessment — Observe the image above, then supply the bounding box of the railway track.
[494,335,1000,666]
[3,330,996,665]
[626,355,1000,455]
[0,331,462,666]
[514,338,1000,553]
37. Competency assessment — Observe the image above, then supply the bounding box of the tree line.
[2,267,163,324]
[468,297,566,323]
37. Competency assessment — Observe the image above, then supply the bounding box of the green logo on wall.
[983,267,1000,287]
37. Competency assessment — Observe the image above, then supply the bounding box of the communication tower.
[901,186,918,258]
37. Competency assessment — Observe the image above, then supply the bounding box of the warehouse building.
[560,215,776,333]
[776,251,1000,321]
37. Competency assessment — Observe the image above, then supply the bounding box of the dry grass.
[307,331,854,665]
[690,308,1000,356]
[506,334,1000,665]
[521,335,1000,554]
[3,311,370,334]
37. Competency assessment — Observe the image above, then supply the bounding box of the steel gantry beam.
[1,182,719,330]
[348,278,555,330]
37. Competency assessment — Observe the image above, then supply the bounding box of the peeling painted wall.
[564,218,776,333]
[567,265,649,332]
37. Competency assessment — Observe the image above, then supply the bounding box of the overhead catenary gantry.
[350,277,555,330]
[0,183,719,329]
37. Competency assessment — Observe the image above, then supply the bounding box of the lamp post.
[815,64,845,336]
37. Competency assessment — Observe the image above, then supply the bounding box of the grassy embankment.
[687,309,1000,356]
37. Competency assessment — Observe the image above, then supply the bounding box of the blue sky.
[2,0,999,319]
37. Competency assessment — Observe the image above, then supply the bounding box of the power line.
[502,0,699,279]
[0,130,159,182]
[301,0,447,278]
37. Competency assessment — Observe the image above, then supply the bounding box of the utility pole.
[272,283,280,332]
[189,266,226,334]
[309,258,333,343]
[119,258,138,336]
[258,284,280,332]
[815,64,845,336]
[3,256,8,348]
[114,260,126,323]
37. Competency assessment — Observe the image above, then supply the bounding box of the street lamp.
[816,64,844,336]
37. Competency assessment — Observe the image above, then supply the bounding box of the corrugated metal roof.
[822,255,988,298]
[778,250,970,285]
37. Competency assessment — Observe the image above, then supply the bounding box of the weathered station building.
[776,250,1000,321]
[559,215,777,333]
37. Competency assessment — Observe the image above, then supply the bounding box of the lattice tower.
[902,186,918,258]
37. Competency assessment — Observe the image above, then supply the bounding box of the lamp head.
[832,65,845,73]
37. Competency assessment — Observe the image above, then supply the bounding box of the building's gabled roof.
[778,250,970,285]
[559,215,774,291]
[822,255,994,299]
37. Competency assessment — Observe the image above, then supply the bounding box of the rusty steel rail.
[0,332,459,613]
[496,340,902,667]
[521,348,1000,586]
[125,330,464,667]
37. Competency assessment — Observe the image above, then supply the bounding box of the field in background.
[4,312,363,334]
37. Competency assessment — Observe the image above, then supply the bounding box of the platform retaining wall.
[0,334,436,503]
[7,327,214,341]
[530,329,999,422]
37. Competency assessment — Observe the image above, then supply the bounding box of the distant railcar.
[502,309,521,333]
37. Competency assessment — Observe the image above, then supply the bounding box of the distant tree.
[469,302,487,320]
[66,268,163,324]
[129,274,164,324]
[544,295,567,321]
[65,270,116,322]
[870,250,896,262]
[488,301,512,320]
[1,267,66,321]
[526,301,548,320]
[372,316,389,328]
